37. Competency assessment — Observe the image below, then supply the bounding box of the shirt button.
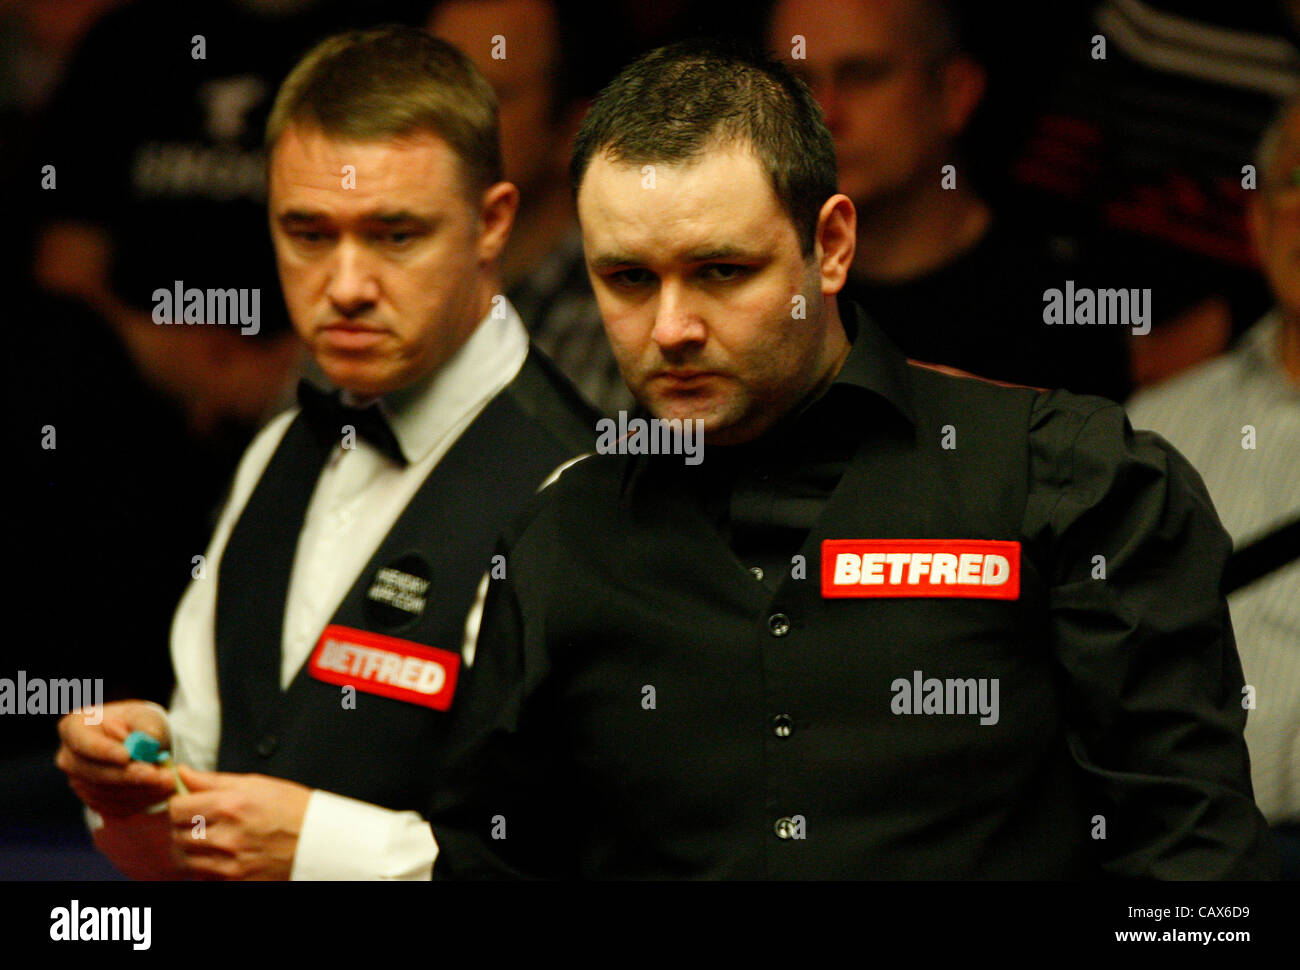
[255,735,279,758]
[768,613,791,637]
[774,817,796,840]
[749,566,764,582]
[772,714,794,738]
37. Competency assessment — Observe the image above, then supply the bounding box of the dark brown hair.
[571,40,837,255]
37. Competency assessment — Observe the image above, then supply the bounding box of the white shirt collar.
[1241,310,1300,396]
[337,299,529,464]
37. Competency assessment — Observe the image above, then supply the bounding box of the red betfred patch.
[308,625,460,710]
[821,539,1021,600]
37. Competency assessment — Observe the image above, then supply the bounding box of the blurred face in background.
[766,0,982,209]
[1252,107,1300,319]
[428,0,563,196]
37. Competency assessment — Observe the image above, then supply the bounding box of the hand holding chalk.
[124,730,190,796]
[123,730,161,763]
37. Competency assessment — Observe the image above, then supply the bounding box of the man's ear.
[477,180,519,264]
[815,193,856,295]
[939,54,986,137]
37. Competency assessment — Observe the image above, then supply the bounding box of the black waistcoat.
[214,352,592,811]
[488,367,1097,878]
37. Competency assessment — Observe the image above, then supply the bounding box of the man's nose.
[326,239,380,315]
[650,280,707,353]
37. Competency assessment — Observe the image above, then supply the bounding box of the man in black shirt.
[765,0,1129,402]
[426,40,1277,879]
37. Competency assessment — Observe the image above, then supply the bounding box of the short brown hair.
[266,24,502,195]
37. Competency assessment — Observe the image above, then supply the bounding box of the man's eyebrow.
[276,210,434,225]
[277,209,327,224]
[682,245,763,263]
[367,211,434,226]
[835,53,890,67]
[589,252,643,271]
[831,54,896,78]
[589,245,764,271]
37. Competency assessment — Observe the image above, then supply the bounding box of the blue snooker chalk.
[124,730,162,763]
[123,730,189,795]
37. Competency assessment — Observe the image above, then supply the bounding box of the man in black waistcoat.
[55,26,593,880]
[425,41,1279,879]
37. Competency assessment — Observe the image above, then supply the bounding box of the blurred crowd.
[4,0,1298,872]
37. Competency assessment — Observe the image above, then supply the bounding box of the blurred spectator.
[1126,94,1300,876]
[767,0,1130,401]
[0,0,124,112]
[0,0,127,292]
[613,0,769,52]
[1013,0,1300,387]
[29,0,381,433]
[427,0,634,413]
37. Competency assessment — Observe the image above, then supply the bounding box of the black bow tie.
[296,380,408,466]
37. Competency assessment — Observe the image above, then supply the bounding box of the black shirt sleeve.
[426,495,578,880]
[1024,391,1278,878]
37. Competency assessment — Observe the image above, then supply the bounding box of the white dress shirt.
[1127,312,1300,823]
[163,302,528,878]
